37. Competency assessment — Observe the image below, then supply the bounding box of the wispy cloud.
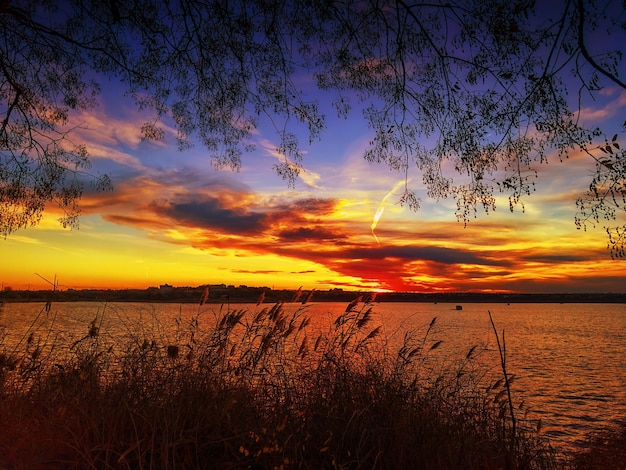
[579,88,626,125]
[259,139,322,188]
[371,179,408,244]
[6,235,46,245]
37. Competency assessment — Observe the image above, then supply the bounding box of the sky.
[2,25,626,294]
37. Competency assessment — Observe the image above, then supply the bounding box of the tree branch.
[577,0,626,90]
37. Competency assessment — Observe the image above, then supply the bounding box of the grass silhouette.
[0,294,622,469]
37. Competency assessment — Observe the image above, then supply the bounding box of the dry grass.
[0,295,618,469]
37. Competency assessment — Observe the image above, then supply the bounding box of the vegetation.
[2,295,624,469]
[3,284,626,304]
[2,1,626,256]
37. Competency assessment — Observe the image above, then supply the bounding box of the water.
[2,300,625,455]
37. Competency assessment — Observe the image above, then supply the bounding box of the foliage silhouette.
[1,0,625,255]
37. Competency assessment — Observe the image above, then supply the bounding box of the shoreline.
[2,288,625,304]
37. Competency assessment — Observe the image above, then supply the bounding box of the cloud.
[80,168,255,211]
[232,269,284,275]
[268,197,339,217]
[5,235,46,245]
[520,253,594,263]
[94,175,559,290]
[157,198,268,234]
[67,109,154,171]
[104,213,171,228]
[277,227,347,242]
[69,157,623,293]
[334,245,506,266]
[290,197,338,214]
[579,88,626,124]
[259,139,322,188]
[371,179,407,243]
[84,170,348,248]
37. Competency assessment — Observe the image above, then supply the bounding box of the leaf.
[430,340,443,350]
[364,325,381,341]
[345,296,362,312]
[199,287,209,305]
[601,160,614,169]
[612,134,618,142]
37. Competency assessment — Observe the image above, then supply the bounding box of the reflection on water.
[1,300,625,455]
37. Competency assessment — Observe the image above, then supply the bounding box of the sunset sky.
[3,50,626,293]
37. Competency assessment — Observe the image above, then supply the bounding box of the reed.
[0,295,620,469]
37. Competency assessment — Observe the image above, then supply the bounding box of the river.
[1,300,625,456]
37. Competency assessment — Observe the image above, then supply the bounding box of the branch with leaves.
[1,0,625,257]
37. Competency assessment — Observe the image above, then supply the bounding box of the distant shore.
[2,285,625,304]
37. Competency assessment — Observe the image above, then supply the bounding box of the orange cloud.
[27,149,625,293]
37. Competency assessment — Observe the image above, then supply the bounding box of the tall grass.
[0,295,618,469]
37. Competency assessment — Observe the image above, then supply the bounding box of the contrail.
[371,179,407,244]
